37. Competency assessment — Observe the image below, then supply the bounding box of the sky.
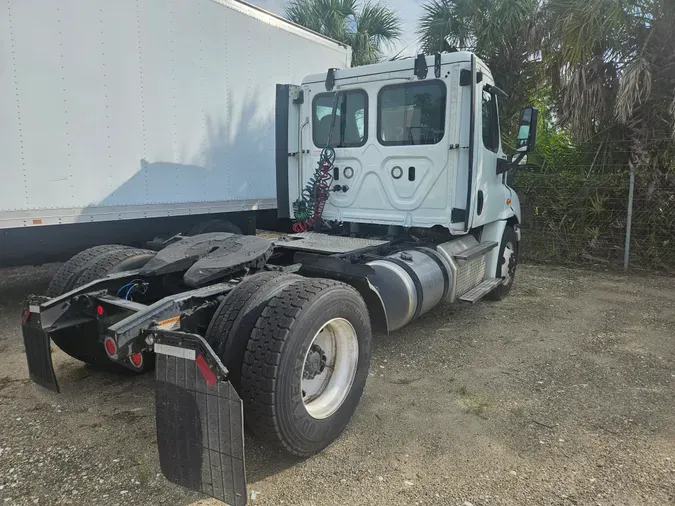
[248,0,424,58]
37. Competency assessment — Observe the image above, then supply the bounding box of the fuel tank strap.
[414,248,450,300]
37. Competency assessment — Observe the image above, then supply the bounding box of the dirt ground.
[0,263,673,506]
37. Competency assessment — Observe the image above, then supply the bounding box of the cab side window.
[482,89,500,152]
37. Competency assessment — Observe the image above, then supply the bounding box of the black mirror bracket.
[497,152,527,175]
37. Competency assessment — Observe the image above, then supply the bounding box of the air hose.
[292,92,341,233]
[292,146,335,232]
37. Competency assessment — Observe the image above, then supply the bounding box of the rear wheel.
[241,279,371,457]
[46,244,131,297]
[48,246,156,373]
[205,271,302,393]
[72,247,156,288]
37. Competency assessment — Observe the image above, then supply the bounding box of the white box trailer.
[0,0,350,265]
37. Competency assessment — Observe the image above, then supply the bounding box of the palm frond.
[668,95,675,141]
[417,0,475,53]
[357,2,402,48]
[284,0,401,66]
[615,57,652,125]
[285,0,323,33]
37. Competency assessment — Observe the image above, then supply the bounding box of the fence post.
[623,164,635,269]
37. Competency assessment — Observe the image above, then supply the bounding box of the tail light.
[104,337,117,357]
[129,352,143,369]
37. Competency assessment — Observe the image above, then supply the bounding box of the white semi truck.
[20,18,538,506]
[0,0,350,265]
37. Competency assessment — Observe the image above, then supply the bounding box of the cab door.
[472,76,512,227]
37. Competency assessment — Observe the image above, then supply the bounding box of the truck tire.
[487,225,519,301]
[187,219,242,236]
[205,271,302,393]
[45,245,132,297]
[73,247,156,288]
[49,247,156,374]
[241,279,372,457]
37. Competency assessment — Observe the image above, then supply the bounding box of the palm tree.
[544,0,675,157]
[285,0,402,67]
[417,0,542,139]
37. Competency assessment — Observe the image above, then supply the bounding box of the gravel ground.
[0,263,673,506]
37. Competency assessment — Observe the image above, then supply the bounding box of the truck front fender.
[503,188,521,224]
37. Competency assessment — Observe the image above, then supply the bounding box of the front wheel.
[487,225,519,301]
[241,278,372,457]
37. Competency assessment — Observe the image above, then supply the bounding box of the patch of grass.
[521,286,541,297]
[136,455,151,485]
[388,376,422,385]
[455,385,491,418]
[464,395,491,418]
[137,469,150,485]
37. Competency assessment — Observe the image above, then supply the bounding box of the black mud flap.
[22,320,59,393]
[154,331,247,506]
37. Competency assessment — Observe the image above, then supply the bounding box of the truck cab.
[278,52,535,235]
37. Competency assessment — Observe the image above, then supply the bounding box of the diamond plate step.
[458,278,503,303]
[274,232,389,254]
[453,241,498,261]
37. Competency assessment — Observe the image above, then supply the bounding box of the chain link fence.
[513,141,675,272]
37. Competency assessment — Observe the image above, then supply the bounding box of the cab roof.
[302,51,491,87]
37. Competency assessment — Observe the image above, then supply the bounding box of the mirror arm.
[485,83,508,99]
[510,152,527,167]
[497,152,527,176]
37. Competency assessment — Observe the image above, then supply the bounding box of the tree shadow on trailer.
[0,92,276,266]
[96,91,275,210]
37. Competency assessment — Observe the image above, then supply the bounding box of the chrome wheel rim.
[501,241,515,285]
[301,318,359,420]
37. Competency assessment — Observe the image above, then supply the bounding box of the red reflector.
[129,352,143,368]
[22,308,31,324]
[96,305,105,316]
[196,354,217,387]
[104,337,117,356]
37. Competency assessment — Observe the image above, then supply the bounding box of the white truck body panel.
[0,0,350,229]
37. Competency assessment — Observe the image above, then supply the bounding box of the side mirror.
[516,106,538,152]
